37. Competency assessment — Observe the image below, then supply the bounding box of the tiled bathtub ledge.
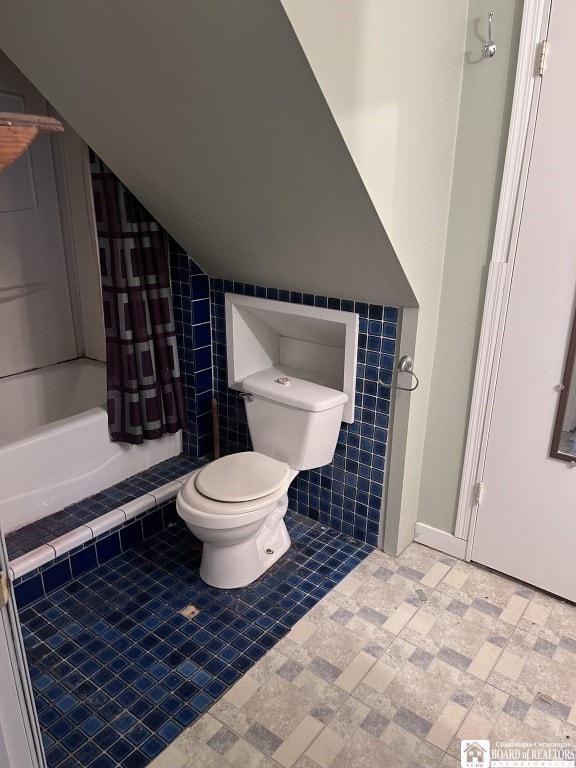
[6,453,205,562]
[10,472,197,584]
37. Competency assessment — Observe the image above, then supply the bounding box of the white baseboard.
[414,522,467,560]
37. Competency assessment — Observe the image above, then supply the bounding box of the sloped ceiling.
[0,0,416,307]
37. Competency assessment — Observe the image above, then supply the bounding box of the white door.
[471,0,576,601]
[0,527,46,768]
[0,51,77,377]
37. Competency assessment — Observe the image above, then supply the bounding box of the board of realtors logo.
[461,740,490,768]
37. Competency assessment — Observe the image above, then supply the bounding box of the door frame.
[0,529,46,768]
[454,0,553,553]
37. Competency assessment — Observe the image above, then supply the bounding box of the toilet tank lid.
[242,368,348,412]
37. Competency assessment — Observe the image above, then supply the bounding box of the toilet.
[176,367,348,588]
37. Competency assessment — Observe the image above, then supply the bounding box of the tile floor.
[149,543,576,768]
[20,511,371,767]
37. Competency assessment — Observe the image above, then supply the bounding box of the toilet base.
[198,496,291,589]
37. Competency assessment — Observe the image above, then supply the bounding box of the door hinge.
[0,571,10,609]
[474,481,484,506]
[537,40,549,77]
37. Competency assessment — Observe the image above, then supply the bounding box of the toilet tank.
[242,368,348,470]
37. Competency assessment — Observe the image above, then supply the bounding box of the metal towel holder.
[380,355,420,393]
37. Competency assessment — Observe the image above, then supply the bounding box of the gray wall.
[419,0,524,532]
[281,0,468,549]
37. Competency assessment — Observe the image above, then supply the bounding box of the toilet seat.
[195,452,290,502]
[180,453,292,517]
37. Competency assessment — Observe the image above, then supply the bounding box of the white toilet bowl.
[177,367,348,589]
[177,452,296,589]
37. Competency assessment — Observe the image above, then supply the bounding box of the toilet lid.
[194,452,290,502]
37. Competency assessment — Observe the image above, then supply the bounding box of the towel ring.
[379,355,420,392]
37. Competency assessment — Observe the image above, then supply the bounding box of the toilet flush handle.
[239,392,254,403]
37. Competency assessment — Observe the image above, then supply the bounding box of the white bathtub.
[0,358,181,532]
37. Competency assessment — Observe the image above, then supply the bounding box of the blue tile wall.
[210,280,398,546]
[168,238,214,459]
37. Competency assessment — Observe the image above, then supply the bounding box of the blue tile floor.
[20,511,372,767]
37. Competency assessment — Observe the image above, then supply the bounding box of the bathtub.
[0,358,181,532]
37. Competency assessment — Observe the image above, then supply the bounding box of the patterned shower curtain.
[91,153,187,443]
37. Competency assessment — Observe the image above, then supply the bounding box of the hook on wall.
[465,12,497,65]
[483,11,497,59]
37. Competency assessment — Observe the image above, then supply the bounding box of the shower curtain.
[91,153,187,444]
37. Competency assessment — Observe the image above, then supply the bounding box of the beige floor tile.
[273,715,324,768]
[342,573,420,619]
[439,563,471,590]
[448,684,576,760]
[147,744,190,768]
[395,541,451,573]
[499,593,530,625]
[465,683,508,723]
[333,574,363,596]
[335,651,376,692]
[407,609,438,636]
[380,636,417,669]
[425,700,468,750]
[467,641,502,680]
[490,635,576,719]
[329,729,403,768]
[380,654,481,726]
[288,619,318,645]
[420,561,453,588]
[437,753,461,767]
[294,756,323,768]
[345,614,394,649]
[171,543,576,768]
[327,697,371,739]
[445,566,519,612]
[305,601,338,627]
[358,658,397,694]
[492,648,529,681]
[368,548,397,568]
[226,737,280,767]
[275,636,315,666]
[378,720,444,767]
[519,595,576,645]
[248,648,290,683]
[303,621,369,669]
[522,599,552,627]
[180,744,230,768]
[241,674,317,740]
[305,727,347,767]
[210,697,253,734]
[401,603,513,670]
[383,602,418,634]
[224,673,262,707]
[174,713,222,755]
[448,710,494,759]
[291,668,348,711]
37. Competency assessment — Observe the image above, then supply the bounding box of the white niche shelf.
[225,293,358,424]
